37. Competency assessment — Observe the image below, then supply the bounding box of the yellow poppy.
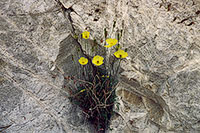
[104,38,118,48]
[92,55,104,66]
[78,57,88,65]
[82,31,90,39]
[114,49,128,58]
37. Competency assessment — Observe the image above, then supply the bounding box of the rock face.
[0,0,200,133]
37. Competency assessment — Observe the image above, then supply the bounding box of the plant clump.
[66,24,128,133]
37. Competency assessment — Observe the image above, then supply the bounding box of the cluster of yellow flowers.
[79,31,128,66]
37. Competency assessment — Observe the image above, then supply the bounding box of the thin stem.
[73,77,93,86]
[114,59,121,77]
[83,66,87,80]
[105,82,119,105]
[110,57,116,76]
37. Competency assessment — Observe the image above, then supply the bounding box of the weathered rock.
[1,0,200,132]
[60,0,200,132]
[0,0,89,132]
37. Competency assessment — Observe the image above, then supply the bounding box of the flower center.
[119,54,122,58]
[85,35,88,38]
[97,61,99,64]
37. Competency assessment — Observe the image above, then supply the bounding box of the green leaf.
[73,34,78,39]
[117,32,120,41]
[116,103,120,111]
[109,127,114,131]
[77,47,80,52]
[116,44,120,51]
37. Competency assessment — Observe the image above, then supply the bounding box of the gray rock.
[1,0,200,132]
[0,0,89,132]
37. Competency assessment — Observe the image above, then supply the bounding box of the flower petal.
[92,55,104,66]
[114,49,128,58]
[105,38,118,47]
[104,44,113,48]
[82,31,90,39]
[79,57,88,65]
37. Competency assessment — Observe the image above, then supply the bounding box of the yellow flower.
[104,38,118,48]
[92,55,104,66]
[78,57,88,65]
[102,75,109,78]
[114,49,128,58]
[82,31,90,39]
[80,89,86,92]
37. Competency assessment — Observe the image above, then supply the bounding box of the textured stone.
[1,0,200,132]
[61,0,200,132]
[0,0,88,132]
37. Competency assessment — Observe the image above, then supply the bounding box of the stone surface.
[0,0,200,133]
[0,0,89,133]
[62,0,200,132]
